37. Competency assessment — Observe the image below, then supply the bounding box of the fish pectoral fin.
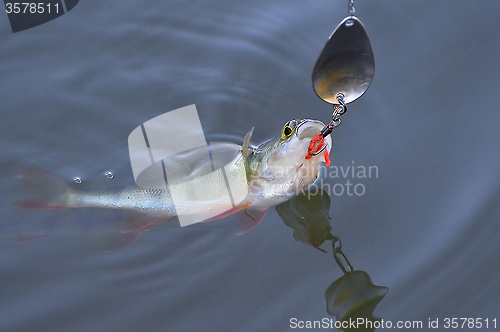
[237,208,268,235]
[123,212,171,233]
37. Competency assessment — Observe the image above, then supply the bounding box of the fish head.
[248,119,331,200]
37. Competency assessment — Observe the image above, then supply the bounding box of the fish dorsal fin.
[242,127,254,160]
[242,127,254,181]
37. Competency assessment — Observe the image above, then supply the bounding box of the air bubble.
[105,171,114,179]
[74,177,82,184]
[345,19,354,27]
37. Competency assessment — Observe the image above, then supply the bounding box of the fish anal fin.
[106,213,170,251]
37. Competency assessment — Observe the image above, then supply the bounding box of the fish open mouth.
[296,120,323,139]
[296,120,332,151]
[296,119,332,167]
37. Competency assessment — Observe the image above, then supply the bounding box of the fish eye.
[282,125,294,139]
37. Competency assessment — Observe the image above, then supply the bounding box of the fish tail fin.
[13,166,75,210]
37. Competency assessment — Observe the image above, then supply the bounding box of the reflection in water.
[276,189,388,331]
[325,269,388,332]
[275,188,332,249]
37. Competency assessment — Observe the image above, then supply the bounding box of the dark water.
[1,1,500,331]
